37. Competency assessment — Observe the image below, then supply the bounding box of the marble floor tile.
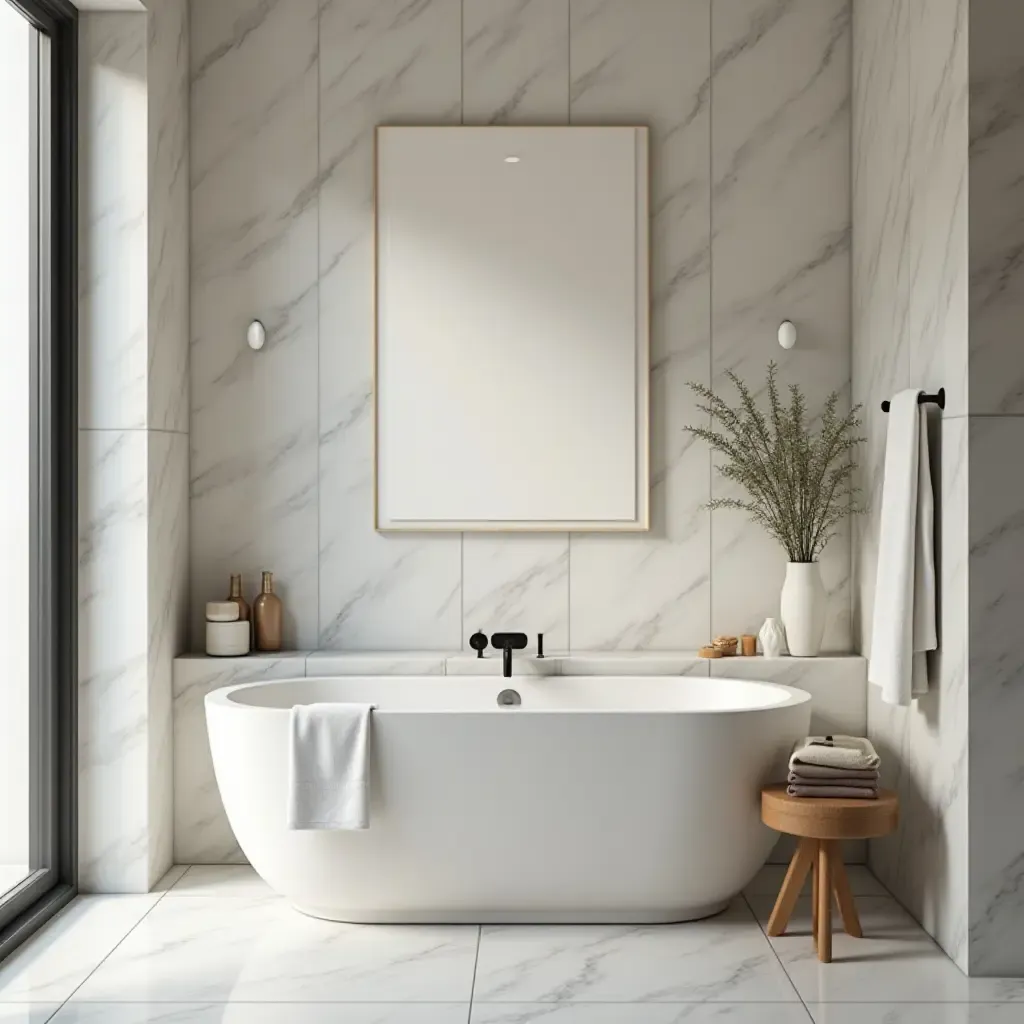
[0,1008,60,1024]
[0,897,159,1003]
[73,897,478,1003]
[164,866,271,898]
[53,1005,468,1023]
[808,1006,1024,1024]
[743,865,888,898]
[748,897,1024,1004]
[150,866,189,893]
[473,901,797,1004]
[470,1005,813,1023]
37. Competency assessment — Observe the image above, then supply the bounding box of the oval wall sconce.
[777,320,797,350]
[247,320,266,351]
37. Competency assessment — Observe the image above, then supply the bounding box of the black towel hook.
[881,387,945,413]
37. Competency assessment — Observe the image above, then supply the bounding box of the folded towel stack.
[788,735,881,800]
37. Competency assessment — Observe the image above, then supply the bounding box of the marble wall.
[851,0,969,971]
[189,0,852,655]
[854,0,1024,977]
[966,0,1024,977]
[78,0,189,892]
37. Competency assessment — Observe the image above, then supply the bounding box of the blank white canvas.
[376,126,648,530]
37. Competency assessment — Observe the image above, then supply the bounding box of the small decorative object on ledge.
[741,634,757,657]
[712,635,738,656]
[685,364,865,657]
[759,617,787,658]
[253,570,283,652]
[205,601,249,657]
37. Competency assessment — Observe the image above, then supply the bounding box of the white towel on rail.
[868,389,937,706]
[287,703,374,829]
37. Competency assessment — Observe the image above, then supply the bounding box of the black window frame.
[0,0,78,961]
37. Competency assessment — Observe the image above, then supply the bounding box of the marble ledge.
[174,650,865,683]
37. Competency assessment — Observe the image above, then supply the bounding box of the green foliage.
[685,363,865,563]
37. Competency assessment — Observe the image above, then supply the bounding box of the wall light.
[504,155,521,163]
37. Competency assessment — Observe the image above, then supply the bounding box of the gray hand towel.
[788,772,879,788]
[787,783,878,799]
[789,764,880,781]
[789,735,880,772]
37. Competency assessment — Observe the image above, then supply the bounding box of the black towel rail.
[881,388,945,413]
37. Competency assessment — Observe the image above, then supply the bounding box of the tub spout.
[490,632,528,678]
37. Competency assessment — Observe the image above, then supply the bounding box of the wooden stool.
[761,784,899,963]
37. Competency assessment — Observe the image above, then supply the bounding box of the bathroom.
[0,0,1022,1020]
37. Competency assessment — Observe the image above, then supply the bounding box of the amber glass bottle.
[252,571,283,652]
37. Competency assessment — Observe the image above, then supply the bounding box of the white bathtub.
[206,675,810,923]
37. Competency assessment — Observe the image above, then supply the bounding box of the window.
[0,0,77,960]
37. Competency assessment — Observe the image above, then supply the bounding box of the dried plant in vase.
[684,363,865,656]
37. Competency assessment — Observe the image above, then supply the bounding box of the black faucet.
[491,632,528,678]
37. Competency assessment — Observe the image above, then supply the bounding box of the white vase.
[779,561,827,657]
[758,617,787,659]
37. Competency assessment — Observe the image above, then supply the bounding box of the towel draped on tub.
[287,703,375,830]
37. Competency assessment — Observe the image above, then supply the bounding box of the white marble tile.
[966,417,1024,975]
[317,0,462,651]
[0,897,158,1003]
[166,865,272,898]
[172,654,307,863]
[54,1007,467,1024]
[743,864,887,898]
[463,536,570,654]
[0,1008,60,1024]
[710,0,852,653]
[73,897,479,1002]
[557,653,709,678]
[78,13,148,431]
[78,430,150,892]
[473,901,795,1003]
[147,432,189,887]
[151,864,189,893]
[462,0,568,125]
[189,0,320,651]
[809,1007,1024,1024]
[472,1007,812,1024]
[867,415,969,968]
[445,654,559,677]
[709,657,866,737]
[146,0,190,433]
[567,0,711,652]
[968,1,1024,415]
[306,652,451,676]
[749,896,1024,1004]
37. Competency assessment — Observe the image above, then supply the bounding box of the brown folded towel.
[789,764,880,782]
[787,784,878,799]
[788,772,879,787]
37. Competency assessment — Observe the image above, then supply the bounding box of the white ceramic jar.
[205,601,249,656]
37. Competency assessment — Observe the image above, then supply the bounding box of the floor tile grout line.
[466,924,482,1022]
[51,887,173,1013]
[743,892,813,1020]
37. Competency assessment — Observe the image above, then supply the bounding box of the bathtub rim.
[205,674,812,716]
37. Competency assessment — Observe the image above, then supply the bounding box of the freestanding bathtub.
[206,675,810,923]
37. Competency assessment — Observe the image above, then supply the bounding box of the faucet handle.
[491,632,528,651]
[469,630,488,658]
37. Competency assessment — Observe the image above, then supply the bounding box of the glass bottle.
[252,570,283,652]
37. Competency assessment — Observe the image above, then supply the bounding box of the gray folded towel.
[788,772,878,788]
[789,735,880,772]
[787,783,878,799]
[788,764,879,781]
